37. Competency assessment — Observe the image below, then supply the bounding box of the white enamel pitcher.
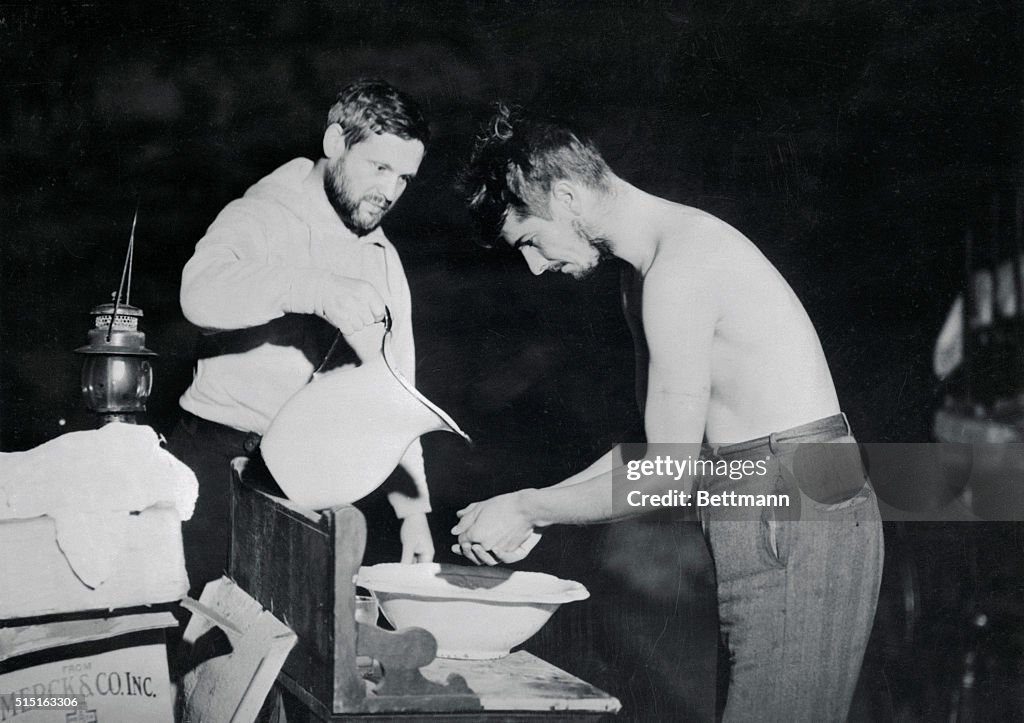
[261,309,469,510]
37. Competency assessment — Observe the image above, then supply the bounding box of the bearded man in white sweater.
[168,80,433,594]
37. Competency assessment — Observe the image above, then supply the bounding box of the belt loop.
[840,412,852,436]
[768,431,780,455]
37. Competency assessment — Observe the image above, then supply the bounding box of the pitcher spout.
[382,340,471,445]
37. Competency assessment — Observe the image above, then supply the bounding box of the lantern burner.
[94,308,141,332]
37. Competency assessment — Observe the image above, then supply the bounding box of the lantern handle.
[107,204,139,342]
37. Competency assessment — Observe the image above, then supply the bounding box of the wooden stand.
[229,459,479,718]
[228,459,620,721]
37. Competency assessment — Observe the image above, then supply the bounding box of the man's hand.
[399,512,435,564]
[450,491,541,566]
[451,529,543,566]
[319,276,386,335]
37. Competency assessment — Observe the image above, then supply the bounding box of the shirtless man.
[453,105,883,722]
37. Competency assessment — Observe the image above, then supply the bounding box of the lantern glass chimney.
[75,302,157,425]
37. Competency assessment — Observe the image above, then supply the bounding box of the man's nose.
[379,174,402,203]
[521,246,548,275]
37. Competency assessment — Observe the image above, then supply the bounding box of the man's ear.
[551,180,581,216]
[323,123,347,159]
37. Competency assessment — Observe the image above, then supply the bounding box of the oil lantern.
[74,209,157,425]
[75,300,156,424]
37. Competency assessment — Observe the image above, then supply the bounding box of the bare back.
[624,204,840,446]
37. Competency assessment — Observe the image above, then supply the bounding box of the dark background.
[3,1,1023,720]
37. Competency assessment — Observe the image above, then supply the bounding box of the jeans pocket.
[791,440,869,505]
[800,482,874,518]
[760,505,791,567]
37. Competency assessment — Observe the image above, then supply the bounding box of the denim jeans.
[698,414,884,722]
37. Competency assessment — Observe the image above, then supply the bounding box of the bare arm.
[640,257,714,446]
[523,261,715,522]
[453,260,718,563]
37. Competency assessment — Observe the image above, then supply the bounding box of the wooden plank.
[419,652,621,714]
[181,577,297,723]
[355,623,480,714]
[230,463,368,713]
[231,466,338,708]
[329,504,369,712]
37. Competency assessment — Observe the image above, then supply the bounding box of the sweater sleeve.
[382,248,432,518]
[180,198,335,331]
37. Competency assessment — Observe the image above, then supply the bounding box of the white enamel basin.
[356,563,589,659]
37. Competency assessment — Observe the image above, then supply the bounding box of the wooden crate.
[228,459,480,719]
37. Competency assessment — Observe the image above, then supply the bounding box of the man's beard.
[324,159,391,236]
[570,219,614,280]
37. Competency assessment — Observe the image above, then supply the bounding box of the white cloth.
[0,424,197,588]
[178,158,429,516]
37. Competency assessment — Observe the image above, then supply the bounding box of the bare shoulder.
[643,207,743,298]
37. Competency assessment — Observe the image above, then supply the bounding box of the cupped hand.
[451,529,542,565]
[450,491,540,566]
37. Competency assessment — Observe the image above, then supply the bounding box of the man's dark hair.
[327,79,430,148]
[461,104,611,245]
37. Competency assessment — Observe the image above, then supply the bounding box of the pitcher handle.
[311,306,393,380]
